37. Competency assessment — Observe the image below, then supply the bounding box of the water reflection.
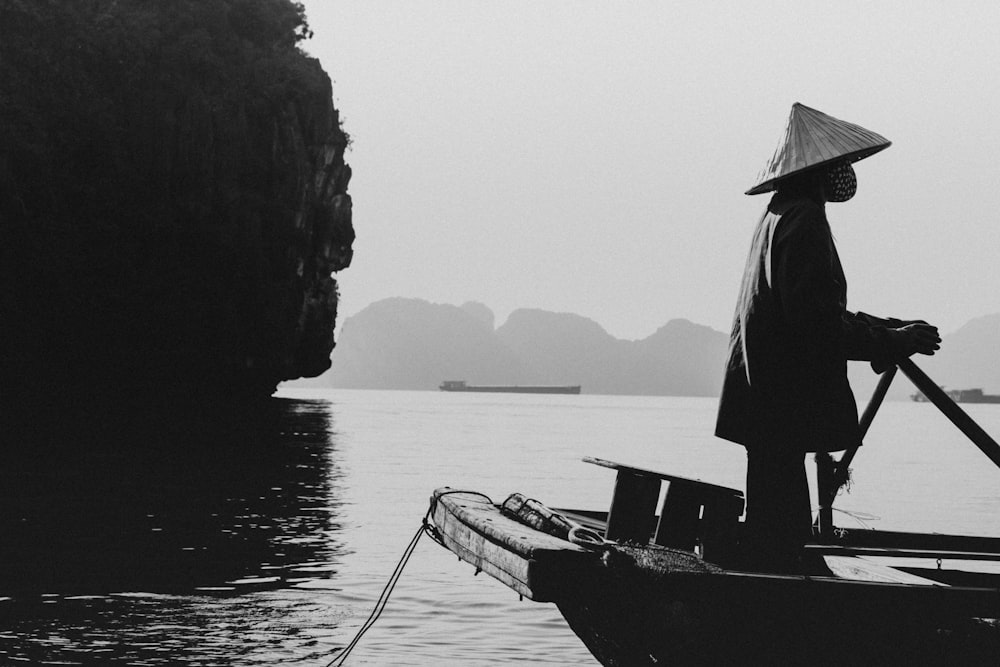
[0,397,341,596]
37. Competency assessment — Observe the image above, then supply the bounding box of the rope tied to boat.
[324,490,493,666]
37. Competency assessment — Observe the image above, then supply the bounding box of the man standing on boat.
[715,103,941,573]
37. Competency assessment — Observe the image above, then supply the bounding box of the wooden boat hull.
[429,487,1000,666]
[555,559,1000,666]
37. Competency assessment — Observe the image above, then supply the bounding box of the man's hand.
[889,322,941,358]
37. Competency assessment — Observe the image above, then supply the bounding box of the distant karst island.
[292,299,1000,400]
[291,298,726,396]
[1,0,353,406]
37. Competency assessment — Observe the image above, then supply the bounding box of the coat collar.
[768,190,825,216]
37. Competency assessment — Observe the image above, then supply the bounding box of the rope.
[324,490,493,665]
[832,507,880,529]
[812,506,881,531]
[324,523,424,666]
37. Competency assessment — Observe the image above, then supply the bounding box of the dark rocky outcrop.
[0,0,352,403]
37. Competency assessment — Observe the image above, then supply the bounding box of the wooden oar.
[820,358,1000,534]
[834,365,899,489]
[817,366,899,533]
[897,357,1000,470]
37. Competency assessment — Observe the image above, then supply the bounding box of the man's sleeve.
[845,311,900,372]
[771,208,897,372]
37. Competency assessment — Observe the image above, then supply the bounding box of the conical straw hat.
[746,103,891,195]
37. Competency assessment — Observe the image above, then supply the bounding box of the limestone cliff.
[0,0,353,401]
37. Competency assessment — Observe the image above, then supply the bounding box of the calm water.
[2,388,1000,665]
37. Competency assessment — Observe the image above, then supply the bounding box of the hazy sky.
[299,1,1000,340]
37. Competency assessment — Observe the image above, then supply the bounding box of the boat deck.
[429,485,1000,665]
[560,506,1000,582]
[432,487,1000,593]
[428,363,1000,665]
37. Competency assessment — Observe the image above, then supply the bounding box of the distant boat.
[439,380,581,395]
[947,388,1000,404]
[913,388,1000,404]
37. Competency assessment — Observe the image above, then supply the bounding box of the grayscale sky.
[299,0,999,340]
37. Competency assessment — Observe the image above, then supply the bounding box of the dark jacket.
[715,192,898,453]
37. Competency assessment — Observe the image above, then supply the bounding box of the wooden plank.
[431,489,590,558]
[824,556,947,586]
[583,456,743,498]
[606,471,659,543]
[558,509,1000,558]
[815,527,1000,554]
[809,544,1000,562]
[429,488,600,601]
[433,505,535,599]
[654,482,700,550]
[699,493,746,563]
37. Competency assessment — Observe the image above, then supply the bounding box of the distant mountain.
[494,309,625,390]
[493,310,728,395]
[295,299,999,401]
[633,319,732,396]
[307,298,526,390]
[300,298,728,395]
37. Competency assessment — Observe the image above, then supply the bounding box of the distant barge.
[913,388,1000,404]
[439,380,581,395]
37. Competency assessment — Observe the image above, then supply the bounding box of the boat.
[912,387,1000,404]
[947,388,1000,404]
[438,380,581,394]
[910,386,940,402]
[427,359,1000,665]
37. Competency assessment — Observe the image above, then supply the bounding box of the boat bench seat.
[583,456,744,562]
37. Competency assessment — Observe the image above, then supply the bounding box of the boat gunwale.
[433,489,1000,597]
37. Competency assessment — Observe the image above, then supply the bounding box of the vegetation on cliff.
[0,0,353,401]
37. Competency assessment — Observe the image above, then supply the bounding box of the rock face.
[0,0,353,401]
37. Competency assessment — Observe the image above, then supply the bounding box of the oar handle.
[832,365,898,490]
[898,358,1000,470]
